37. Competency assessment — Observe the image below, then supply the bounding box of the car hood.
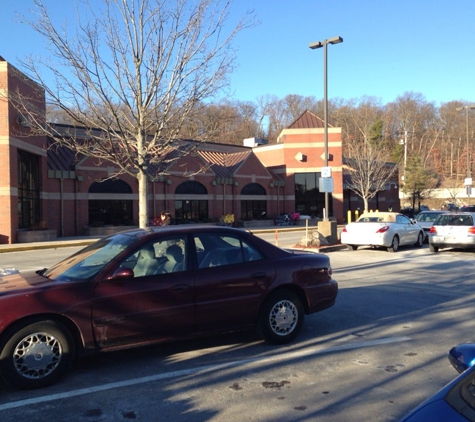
[0,270,55,295]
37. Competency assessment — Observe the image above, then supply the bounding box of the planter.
[17,230,57,243]
[85,226,138,237]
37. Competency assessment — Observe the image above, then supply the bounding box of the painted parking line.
[0,336,411,411]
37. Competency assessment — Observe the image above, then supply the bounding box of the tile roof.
[198,150,252,178]
[287,110,330,129]
[47,138,78,171]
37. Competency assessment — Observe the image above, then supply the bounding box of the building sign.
[321,167,332,178]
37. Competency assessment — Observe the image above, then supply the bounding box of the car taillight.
[342,227,348,233]
[469,227,475,234]
[429,226,437,234]
[376,225,390,233]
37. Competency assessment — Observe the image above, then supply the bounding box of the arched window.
[89,179,132,194]
[88,179,133,226]
[240,183,267,220]
[241,183,266,195]
[175,180,208,195]
[174,181,208,223]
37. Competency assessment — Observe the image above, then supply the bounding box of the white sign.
[321,167,332,178]
[465,178,472,186]
[319,177,334,193]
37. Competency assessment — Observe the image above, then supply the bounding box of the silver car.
[414,210,448,242]
[428,212,475,252]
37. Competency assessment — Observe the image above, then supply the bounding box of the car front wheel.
[387,235,399,252]
[0,319,75,389]
[258,290,304,345]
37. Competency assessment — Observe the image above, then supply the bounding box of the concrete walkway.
[0,225,345,253]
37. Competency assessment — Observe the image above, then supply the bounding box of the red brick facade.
[0,57,398,243]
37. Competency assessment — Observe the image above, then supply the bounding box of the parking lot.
[0,241,473,421]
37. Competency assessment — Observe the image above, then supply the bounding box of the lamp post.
[456,105,475,204]
[398,131,408,182]
[309,36,343,220]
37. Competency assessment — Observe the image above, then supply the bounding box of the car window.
[415,213,441,222]
[396,215,411,224]
[120,236,187,277]
[448,215,473,226]
[43,233,140,282]
[194,234,264,269]
[358,217,383,222]
[435,214,474,226]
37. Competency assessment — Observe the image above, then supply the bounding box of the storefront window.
[241,183,267,220]
[89,179,133,226]
[174,181,208,222]
[294,172,332,218]
[17,150,41,229]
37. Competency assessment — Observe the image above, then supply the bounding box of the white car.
[428,212,475,252]
[341,212,425,252]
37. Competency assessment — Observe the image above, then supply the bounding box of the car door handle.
[251,272,267,279]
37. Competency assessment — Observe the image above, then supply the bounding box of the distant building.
[0,56,398,243]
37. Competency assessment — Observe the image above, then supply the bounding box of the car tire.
[258,290,304,345]
[414,232,424,247]
[429,244,439,253]
[0,319,75,389]
[347,245,358,251]
[387,236,399,253]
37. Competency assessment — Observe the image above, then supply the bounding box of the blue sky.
[2,0,475,106]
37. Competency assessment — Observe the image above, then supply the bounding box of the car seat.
[163,244,184,273]
[134,245,160,277]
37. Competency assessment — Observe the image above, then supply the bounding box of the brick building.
[0,57,398,244]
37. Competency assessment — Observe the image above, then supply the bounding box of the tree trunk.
[138,171,148,228]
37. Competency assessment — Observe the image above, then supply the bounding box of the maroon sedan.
[0,226,337,389]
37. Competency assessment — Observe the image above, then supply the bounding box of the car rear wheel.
[0,320,75,389]
[258,290,304,345]
[387,235,399,252]
[429,244,439,253]
[347,245,358,251]
[414,232,424,247]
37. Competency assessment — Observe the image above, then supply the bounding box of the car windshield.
[357,216,386,223]
[42,233,141,282]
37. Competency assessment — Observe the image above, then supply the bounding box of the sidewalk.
[0,236,101,253]
[0,225,345,253]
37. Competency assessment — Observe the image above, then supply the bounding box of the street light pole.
[398,131,408,182]
[309,36,343,220]
[456,105,475,205]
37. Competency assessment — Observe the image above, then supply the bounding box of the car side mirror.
[448,343,475,373]
[108,267,134,281]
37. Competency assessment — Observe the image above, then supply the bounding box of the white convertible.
[341,212,425,252]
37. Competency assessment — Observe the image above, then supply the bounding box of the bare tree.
[344,140,400,212]
[14,0,254,227]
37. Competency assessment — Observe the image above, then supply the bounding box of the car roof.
[358,212,401,222]
[107,225,249,237]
